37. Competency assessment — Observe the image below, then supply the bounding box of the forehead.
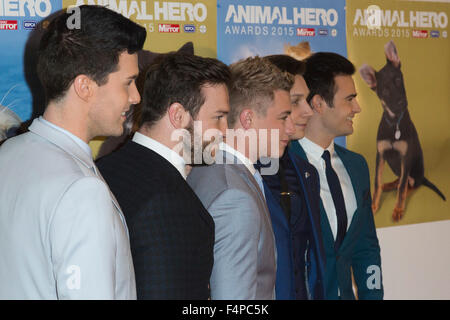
[115,52,139,75]
[198,83,230,112]
[334,75,356,96]
[267,89,291,114]
[291,75,309,95]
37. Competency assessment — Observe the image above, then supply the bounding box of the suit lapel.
[220,150,266,205]
[289,140,307,160]
[288,150,327,264]
[29,118,126,222]
[288,151,317,227]
[289,141,336,249]
[261,180,290,230]
[220,150,272,227]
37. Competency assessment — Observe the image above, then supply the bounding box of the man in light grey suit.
[0,6,146,299]
[188,57,295,299]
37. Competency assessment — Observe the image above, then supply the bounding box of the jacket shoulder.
[334,144,369,168]
[188,163,255,208]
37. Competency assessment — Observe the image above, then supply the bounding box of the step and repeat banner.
[0,0,449,228]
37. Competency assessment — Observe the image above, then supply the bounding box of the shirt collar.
[39,117,92,158]
[132,132,187,179]
[219,142,256,175]
[298,136,335,162]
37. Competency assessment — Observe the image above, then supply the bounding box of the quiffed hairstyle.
[303,52,355,107]
[140,53,231,128]
[228,56,294,128]
[265,54,306,76]
[37,5,146,103]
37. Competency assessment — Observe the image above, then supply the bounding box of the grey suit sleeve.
[207,188,262,300]
[49,177,118,299]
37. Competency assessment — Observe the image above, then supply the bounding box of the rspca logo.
[23,20,37,30]
[318,29,328,36]
[184,24,195,33]
[430,30,440,38]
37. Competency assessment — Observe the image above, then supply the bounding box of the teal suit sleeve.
[351,157,384,300]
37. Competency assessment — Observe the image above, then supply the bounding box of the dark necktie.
[322,150,347,251]
[278,163,291,223]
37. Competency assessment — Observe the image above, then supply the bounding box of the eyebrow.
[278,110,291,117]
[291,93,305,98]
[215,109,229,114]
[345,93,357,99]
[127,74,139,80]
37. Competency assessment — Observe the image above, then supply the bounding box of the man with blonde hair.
[188,56,295,299]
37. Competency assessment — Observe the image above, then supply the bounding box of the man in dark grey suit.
[188,56,295,299]
[97,53,231,299]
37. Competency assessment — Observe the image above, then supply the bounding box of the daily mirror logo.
[74,0,207,22]
[0,0,52,17]
[0,20,18,29]
[224,5,339,27]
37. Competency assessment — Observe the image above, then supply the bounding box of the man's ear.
[168,102,191,129]
[239,109,254,130]
[310,95,326,114]
[73,74,95,102]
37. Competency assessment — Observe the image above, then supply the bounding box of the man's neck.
[43,105,90,143]
[304,133,334,149]
[304,121,335,149]
[138,125,180,156]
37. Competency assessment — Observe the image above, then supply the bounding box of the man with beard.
[96,53,231,299]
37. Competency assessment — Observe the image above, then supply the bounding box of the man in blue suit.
[258,55,326,299]
[290,52,383,300]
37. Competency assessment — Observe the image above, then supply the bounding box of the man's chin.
[289,133,305,140]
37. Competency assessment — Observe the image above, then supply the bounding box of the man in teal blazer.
[290,52,383,300]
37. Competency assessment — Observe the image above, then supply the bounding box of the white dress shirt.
[219,142,265,198]
[299,137,357,240]
[132,132,187,180]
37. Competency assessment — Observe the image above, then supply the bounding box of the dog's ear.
[177,41,194,55]
[359,64,377,90]
[384,40,401,68]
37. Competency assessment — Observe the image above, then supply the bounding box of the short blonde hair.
[228,56,294,128]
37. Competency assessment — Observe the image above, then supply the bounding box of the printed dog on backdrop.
[359,40,446,221]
